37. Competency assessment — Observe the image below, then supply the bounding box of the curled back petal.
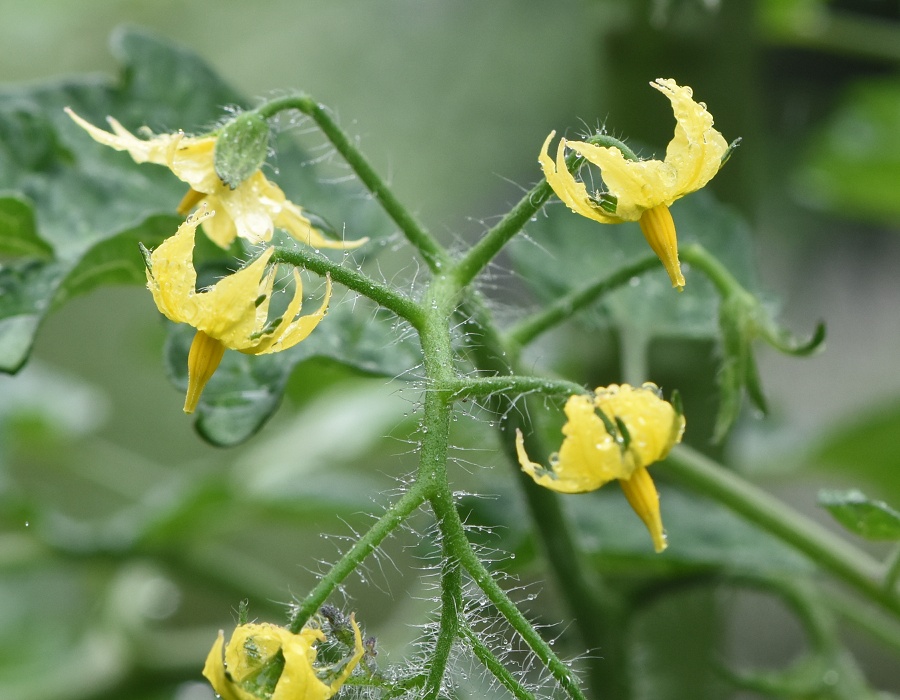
[275,200,369,250]
[257,273,333,355]
[539,132,620,224]
[651,78,728,197]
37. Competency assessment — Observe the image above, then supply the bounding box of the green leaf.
[818,489,900,541]
[164,299,421,447]
[0,28,247,373]
[0,196,52,257]
[510,189,761,339]
[814,400,900,505]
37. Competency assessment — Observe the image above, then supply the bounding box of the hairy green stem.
[507,253,659,347]
[665,445,900,616]
[288,484,428,632]
[257,95,451,272]
[461,624,537,700]
[424,534,462,700]
[457,290,616,695]
[448,375,589,401]
[271,246,425,329]
[444,507,588,700]
[453,180,554,289]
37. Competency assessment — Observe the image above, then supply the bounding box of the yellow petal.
[258,273,332,355]
[146,211,210,323]
[651,78,729,197]
[539,132,620,224]
[65,108,181,166]
[637,204,685,290]
[516,394,625,493]
[210,172,281,244]
[273,622,359,700]
[593,383,685,474]
[177,188,207,217]
[275,200,369,250]
[201,630,258,700]
[619,466,668,552]
[193,248,275,342]
[565,140,675,220]
[184,330,226,413]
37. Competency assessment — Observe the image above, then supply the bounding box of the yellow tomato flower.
[144,207,332,413]
[539,79,730,290]
[203,616,365,700]
[65,107,367,250]
[516,383,685,552]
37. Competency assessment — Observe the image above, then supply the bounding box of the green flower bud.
[214,112,271,189]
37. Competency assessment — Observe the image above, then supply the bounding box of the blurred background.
[2,0,900,698]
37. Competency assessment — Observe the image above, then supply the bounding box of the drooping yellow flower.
[516,383,685,552]
[203,616,365,700]
[539,79,730,290]
[144,208,332,413]
[65,107,367,250]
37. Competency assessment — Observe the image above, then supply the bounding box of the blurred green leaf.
[0,196,51,257]
[510,189,761,339]
[796,78,900,224]
[0,28,243,373]
[814,400,900,505]
[819,489,900,541]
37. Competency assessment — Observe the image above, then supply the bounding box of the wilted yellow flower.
[144,208,332,413]
[203,616,364,700]
[516,383,685,552]
[539,79,730,290]
[65,107,367,250]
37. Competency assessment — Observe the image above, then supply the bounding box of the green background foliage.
[2,1,900,699]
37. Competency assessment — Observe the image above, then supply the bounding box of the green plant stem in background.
[884,544,900,594]
[271,246,425,328]
[665,446,900,616]
[507,253,659,347]
[825,588,900,656]
[257,96,451,273]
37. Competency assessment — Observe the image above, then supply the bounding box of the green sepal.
[614,415,632,451]
[214,112,270,189]
[720,137,742,167]
[713,294,754,443]
[712,287,824,443]
[819,489,900,541]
